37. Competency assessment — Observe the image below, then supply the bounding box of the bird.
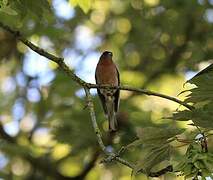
[95,51,120,131]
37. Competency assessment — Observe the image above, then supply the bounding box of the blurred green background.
[0,0,213,179]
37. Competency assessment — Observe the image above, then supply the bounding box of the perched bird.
[95,51,120,131]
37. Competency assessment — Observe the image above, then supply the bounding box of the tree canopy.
[0,0,213,179]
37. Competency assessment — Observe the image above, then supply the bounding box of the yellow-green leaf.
[78,0,91,13]
[69,0,78,7]
[69,0,92,13]
[0,6,17,15]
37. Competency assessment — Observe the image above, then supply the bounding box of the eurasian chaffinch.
[95,51,120,131]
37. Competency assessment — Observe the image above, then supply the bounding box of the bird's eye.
[108,52,113,56]
[101,51,113,58]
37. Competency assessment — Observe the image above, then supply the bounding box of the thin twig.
[84,87,134,167]
[88,84,194,110]
[114,156,135,169]
[84,88,106,153]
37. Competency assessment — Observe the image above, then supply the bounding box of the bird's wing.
[95,73,107,114]
[114,66,120,112]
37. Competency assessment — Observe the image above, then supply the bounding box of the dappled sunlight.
[121,71,145,86]
[144,0,160,7]
[204,9,213,23]
[32,128,54,147]
[59,157,82,176]
[51,144,71,160]
[148,75,185,96]
[0,0,213,179]
[75,52,100,83]
[0,76,16,94]
[74,25,101,51]
[120,90,132,99]
[90,10,106,25]
[85,165,103,180]
[116,18,132,34]
[11,158,31,176]
[53,0,75,20]
[126,51,140,67]
[20,113,36,132]
[4,120,19,136]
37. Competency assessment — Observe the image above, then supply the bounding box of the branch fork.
[0,21,195,177]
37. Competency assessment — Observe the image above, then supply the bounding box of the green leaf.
[69,0,92,13]
[174,63,213,130]
[174,161,186,171]
[127,126,184,151]
[134,144,172,174]
[174,144,213,178]
[126,139,143,149]
[194,161,205,169]
[171,103,213,128]
[78,0,91,13]
[203,159,213,171]
[187,64,213,85]
[0,0,8,7]
[0,5,17,15]
[0,0,17,15]
[69,0,78,6]
[183,163,193,176]
[12,0,51,21]
[171,110,192,121]
[183,64,213,104]
[136,126,184,145]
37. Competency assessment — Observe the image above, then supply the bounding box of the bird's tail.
[106,97,117,131]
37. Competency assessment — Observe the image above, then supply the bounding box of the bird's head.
[100,51,113,60]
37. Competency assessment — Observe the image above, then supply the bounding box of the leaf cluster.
[128,126,184,175]
[175,143,213,179]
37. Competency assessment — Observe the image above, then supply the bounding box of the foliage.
[174,143,213,179]
[0,0,213,179]
[169,64,213,178]
[70,0,92,13]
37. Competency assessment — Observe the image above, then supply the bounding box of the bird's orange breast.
[95,60,119,86]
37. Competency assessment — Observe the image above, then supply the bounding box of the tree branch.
[0,22,87,87]
[0,21,194,111]
[87,84,194,110]
[84,88,107,153]
[84,88,137,167]
[0,21,188,177]
[84,88,173,177]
